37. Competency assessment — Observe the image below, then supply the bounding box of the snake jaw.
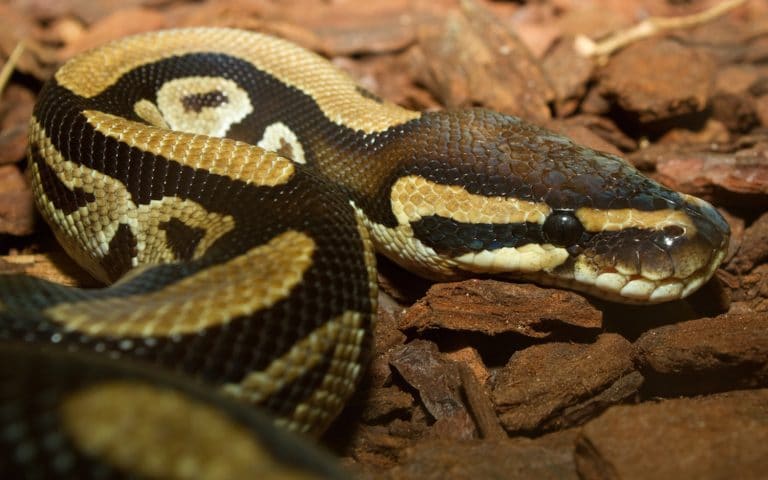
[531,194,730,303]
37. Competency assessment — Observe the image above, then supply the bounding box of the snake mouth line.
[515,247,727,304]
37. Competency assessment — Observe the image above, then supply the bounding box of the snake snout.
[676,195,730,277]
[632,195,729,301]
[683,194,731,252]
[568,193,730,303]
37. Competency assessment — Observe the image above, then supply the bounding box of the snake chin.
[458,246,724,304]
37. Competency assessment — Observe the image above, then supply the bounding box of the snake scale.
[0,28,728,477]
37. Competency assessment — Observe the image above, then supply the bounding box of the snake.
[0,27,728,475]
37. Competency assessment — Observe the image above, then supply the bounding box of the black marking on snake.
[30,146,95,215]
[410,216,549,256]
[100,223,139,282]
[275,138,294,160]
[181,90,229,113]
[354,85,383,103]
[263,351,336,421]
[160,218,206,260]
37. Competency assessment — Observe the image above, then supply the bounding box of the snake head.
[377,109,730,303]
[534,188,731,303]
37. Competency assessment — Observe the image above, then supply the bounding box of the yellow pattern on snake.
[0,27,728,477]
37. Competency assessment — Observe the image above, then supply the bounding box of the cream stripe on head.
[390,175,695,235]
[391,175,551,225]
[576,207,697,234]
[56,28,420,133]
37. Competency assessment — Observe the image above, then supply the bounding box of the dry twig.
[0,41,25,97]
[574,0,749,59]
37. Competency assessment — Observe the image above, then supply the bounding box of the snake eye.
[543,210,584,247]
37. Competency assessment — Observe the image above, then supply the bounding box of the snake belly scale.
[1,25,728,445]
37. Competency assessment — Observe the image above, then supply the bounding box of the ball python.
[0,27,728,474]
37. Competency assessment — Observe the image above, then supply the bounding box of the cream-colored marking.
[277,311,366,434]
[359,175,560,279]
[29,119,237,282]
[224,311,363,406]
[224,310,366,434]
[135,196,236,266]
[650,282,683,302]
[518,266,703,304]
[81,111,295,186]
[681,247,724,299]
[134,99,169,129]
[352,201,570,280]
[454,244,569,274]
[640,257,675,281]
[576,207,696,234]
[153,76,253,137]
[391,176,551,226]
[55,28,420,133]
[594,272,628,293]
[574,260,599,286]
[548,245,720,303]
[620,278,657,299]
[613,261,638,277]
[681,192,717,212]
[45,231,315,337]
[257,122,306,164]
[681,276,707,298]
[60,381,319,480]
[350,200,379,310]
[351,202,457,279]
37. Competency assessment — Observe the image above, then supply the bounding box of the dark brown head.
[377,109,730,303]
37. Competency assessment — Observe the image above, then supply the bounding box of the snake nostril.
[662,225,685,238]
[654,224,687,250]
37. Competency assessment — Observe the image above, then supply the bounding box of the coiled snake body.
[0,28,728,475]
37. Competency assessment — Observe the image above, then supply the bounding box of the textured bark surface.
[576,390,768,480]
[401,279,603,338]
